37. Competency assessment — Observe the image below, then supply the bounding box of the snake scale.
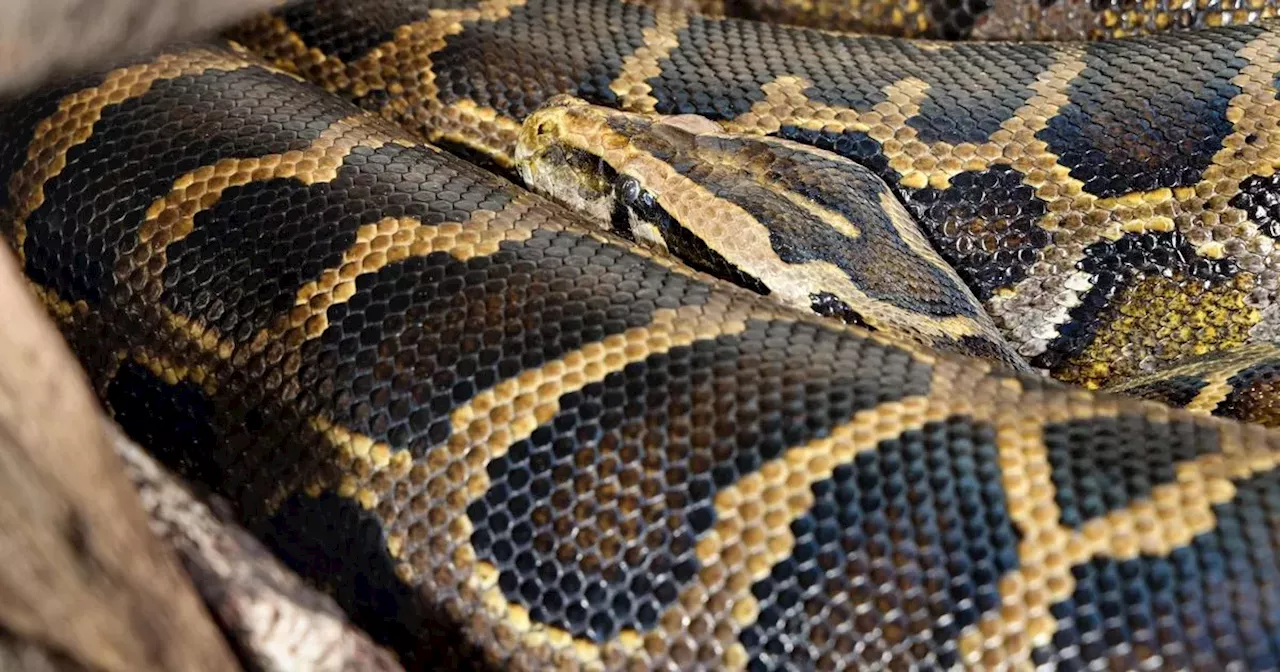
[5,0,1280,669]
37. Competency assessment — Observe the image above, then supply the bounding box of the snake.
[3,0,1280,669]
[664,0,1280,41]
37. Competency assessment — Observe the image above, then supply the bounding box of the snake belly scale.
[2,3,1280,672]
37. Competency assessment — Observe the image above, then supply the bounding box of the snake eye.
[616,175,643,206]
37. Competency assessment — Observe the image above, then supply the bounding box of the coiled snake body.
[5,0,1280,670]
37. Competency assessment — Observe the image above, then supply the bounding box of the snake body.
[5,1,1280,670]
[230,0,1280,391]
[698,0,1280,41]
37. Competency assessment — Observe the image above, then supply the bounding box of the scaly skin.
[5,37,1280,671]
[516,96,1031,370]
[703,0,1280,41]
[229,0,1280,389]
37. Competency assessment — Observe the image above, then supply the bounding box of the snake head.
[515,96,746,278]
[515,96,1026,369]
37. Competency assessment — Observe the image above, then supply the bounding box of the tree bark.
[108,423,406,672]
[0,0,285,95]
[0,245,242,672]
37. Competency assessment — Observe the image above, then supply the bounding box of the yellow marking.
[959,412,1280,668]
[124,115,398,302]
[308,415,412,512]
[24,282,89,328]
[234,0,529,163]
[692,361,1011,668]
[418,99,525,167]
[319,302,764,668]
[722,49,1089,189]
[1108,341,1280,415]
[125,345,218,392]
[524,104,1003,346]
[6,47,256,265]
[611,9,692,113]
[438,304,752,530]
[244,192,546,361]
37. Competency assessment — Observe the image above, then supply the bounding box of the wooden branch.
[0,245,241,672]
[108,423,406,672]
[0,0,285,95]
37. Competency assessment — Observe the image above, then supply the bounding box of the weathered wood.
[109,423,406,672]
[0,0,284,95]
[0,245,242,672]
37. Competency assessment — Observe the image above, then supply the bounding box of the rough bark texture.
[0,245,242,672]
[0,0,285,95]
[109,423,406,672]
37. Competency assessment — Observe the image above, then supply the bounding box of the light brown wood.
[0,0,285,95]
[0,244,242,672]
[109,423,406,672]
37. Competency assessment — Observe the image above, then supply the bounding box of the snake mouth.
[516,103,626,230]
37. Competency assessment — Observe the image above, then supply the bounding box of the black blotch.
[261,491,478,671]
[1117,374,1209,409]
[1034,467,1280,670]
[778,127,894,179]
[922,0,992,39]
[905,166,1051,300]
[431,0,655,117]
[20,63,354,306]
[272,0,454,65]
[470,319,935,642]
[809,292,871,329]
[295,228,715,455]
[106,360,224,487]
[1217,359,1280,425]
[1039,28,1260,198]
[1043,414,1222,528]
[161,143,511,340]
[1231,174,1280,239]
[741,416,1018,670]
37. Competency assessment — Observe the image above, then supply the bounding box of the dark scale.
[1038,27,1258,198]
[1115,374,1210,409]
[1232,173,1280,239]
[923,0,993,39]
[469,318,935,641]
[904,166,1051,300]
[262,491,483,671]
[696,134,989,321]
[431,0,656,117]
[16,64,355,307]
[276,0,466,65]
[162,142,511,339]
[810,291,873,329]
[0,74,109,220]
[1032,229,1239,371]
[105,360,226,488]
[1034,468,1280,671]
[1042,414,1222,528]
[648,13,1058,141]
[295,228,715,455]
[740,416,1019,671]
[617,182,773,296]
[1218,360,1280,426]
